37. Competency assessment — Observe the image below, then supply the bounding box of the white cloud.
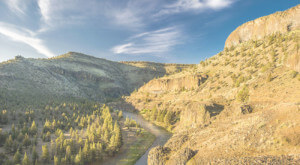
[0,22,55,58]
[156,0,235,16]
[36,0,157,31]
[112,27,182,55]
[109,9,144,29]
[4,0,28,16]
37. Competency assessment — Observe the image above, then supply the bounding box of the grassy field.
[120,129,156,165]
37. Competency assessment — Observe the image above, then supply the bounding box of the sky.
[0,0,299,64]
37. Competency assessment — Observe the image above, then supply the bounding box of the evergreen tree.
[4,135,13,152]
[114,121,121,147]
[65,145,71,163]
[41,145,50,162]
[13,150,21,164]
[74,153,82,165]
[32,146,39,163]
[118,111,123,120]
[54,155,60,165]
[22,152,30,165]
[151,108,158,121]
[23,134,31,147]
[30,120,37,135]
[164,111,173,125]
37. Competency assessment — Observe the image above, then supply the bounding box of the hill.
[124,5,300,164]
[0,52,193,109]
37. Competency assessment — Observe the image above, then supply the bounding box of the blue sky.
[0,0,298,63]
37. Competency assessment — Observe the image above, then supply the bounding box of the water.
[122,111,171,165]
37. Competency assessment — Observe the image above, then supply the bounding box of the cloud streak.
[112,27,182,55]
[156,0,235,16]
[4,0,27,16]
[0,22,55,58]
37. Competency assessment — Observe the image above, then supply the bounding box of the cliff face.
[138,74,208,93]
[225,5,300,48]
[124,5,300,165]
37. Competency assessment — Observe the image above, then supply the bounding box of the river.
[122,111,171,165]
[100,110,171,165]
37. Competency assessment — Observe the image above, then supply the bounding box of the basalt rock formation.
[225,5,300,48]
[125,5,300,164]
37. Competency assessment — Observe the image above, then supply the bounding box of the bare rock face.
[286,51,300,72]
[180,102,224,128]
[148,146,170,165]
[139,74,208,93]
[225,5,300,48]
[170,148,197,165]
[180,103,211,128]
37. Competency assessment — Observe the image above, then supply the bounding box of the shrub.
[290,71,298,78]
[237,86,249,103]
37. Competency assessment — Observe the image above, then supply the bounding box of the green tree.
[114,121,121,147]
[41,145,50,162]
[118,111,123,120]
[4,135,13,152]
[164,111,173,125]
[237,85,249,103]
[23,134,31,147]
[151,108,158,121]
[54,155,60,165]
[22,152,30,165]
[32,146,39,163]
[266,73,272,82]
[13,150,21,164]
[30,121,37,135]
[74,153,83,165]
[65,145,71,163]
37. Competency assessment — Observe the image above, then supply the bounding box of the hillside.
[125,5,300,164]
[0,52,193,109]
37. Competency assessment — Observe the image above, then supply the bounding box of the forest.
[0,101,123,165]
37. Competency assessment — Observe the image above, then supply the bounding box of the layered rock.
[225,5,300,48]
[138,74,208,93]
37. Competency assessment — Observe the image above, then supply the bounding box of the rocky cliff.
[138,74,208,93]
[225,5,300,48]
[125,5,300,164]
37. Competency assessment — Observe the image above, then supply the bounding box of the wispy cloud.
[112,27,182,55]
[4,0,27,16]
[156,0,235,16]
[0,22,55,57]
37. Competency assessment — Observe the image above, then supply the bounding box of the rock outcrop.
[138,74,208,93]
[225,5,300,48]
[148,146,170,165]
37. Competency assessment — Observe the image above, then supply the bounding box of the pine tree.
[65,145,71,163]
[13,149,21,164]
[151,108,158,121]
[32,146,39,163]
[23,133,31,147]
[30,120,37,135]
[118,111,123,120]
[114,121,121,147]
[74,153,82,165]
[164,111,173,125]
[22,152,30,165]
[4,135,13,152]
[54,155,60,165]
[41,145,50,162]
